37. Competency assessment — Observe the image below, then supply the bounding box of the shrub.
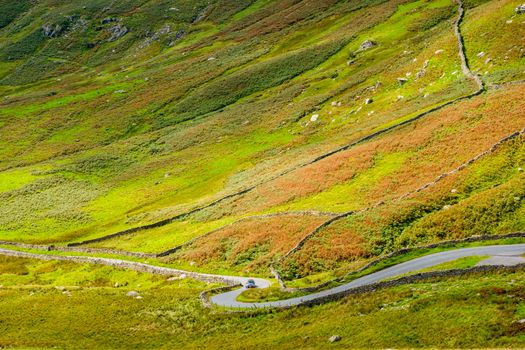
[0,0,31,29]
[160,39,346,126]
[0,30,46,61]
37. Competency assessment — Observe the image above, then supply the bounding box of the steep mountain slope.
[0,0,524,270]
[0,0,524,295]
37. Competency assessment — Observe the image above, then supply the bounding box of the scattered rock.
[485,58,492,64]
[397,95,404,101]
[126,291,140,297]
[207,57,216,61]
[141,24,177,48]
[329,335,342,343]
[55,286,66,291]
[518,167,523,172]
[365,98,373,105]
[506,20,513,24]
[416,69,426,78]
[42,24,64,38]
[108,24,128,42]
[451,188,457,193]
[135,296,143,300]
[518,318,525,323]
[516,4,525,14]
[398,77,408,86]
[515,197,521,202]
[443,205,451,210]
[435,49,444,55]
[101,17,118,25]
[175,29,185,40]
[359,40,376,51]
[310,114,319,122]
[477,51,486,58]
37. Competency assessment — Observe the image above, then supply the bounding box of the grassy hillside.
[1,255,525,348]
[0,0,524,347]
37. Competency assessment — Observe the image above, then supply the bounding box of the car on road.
[245,279,257,288]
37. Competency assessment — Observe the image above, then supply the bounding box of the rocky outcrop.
[140,25,178,49]
[108,24,128,42]
[516,4,525,14]
[101,17,118,25]
[42,24,64,38]
[329,335,342,343]
[359,40,376,51]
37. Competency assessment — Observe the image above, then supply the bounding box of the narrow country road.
[1,244,525,309]
[211,244,525,308]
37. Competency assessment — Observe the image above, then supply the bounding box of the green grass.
[0,0,524,346]
[2,255,525,348]
[237,286,307,303]
[0,0,31,29]
[162,39,347,127]
[389,255,490,279]
[0,168,39,192]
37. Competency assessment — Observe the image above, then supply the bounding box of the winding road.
[212,244,525,308]
[1,244,525,309]
[0,0,520,311]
